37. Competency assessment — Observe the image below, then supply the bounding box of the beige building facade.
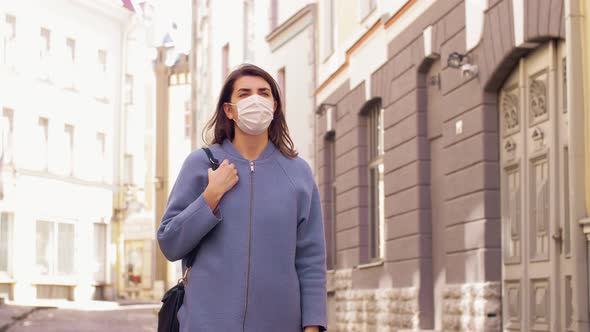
[153,47,194,294]
[0,0,143,303]
[112,1,158,300]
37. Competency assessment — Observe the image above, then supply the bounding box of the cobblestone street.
[0,303,158,332]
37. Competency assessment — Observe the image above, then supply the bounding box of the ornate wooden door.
[500,40,571,332]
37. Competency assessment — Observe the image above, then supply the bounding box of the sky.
[122,0,192,52]
[152,0,192,52]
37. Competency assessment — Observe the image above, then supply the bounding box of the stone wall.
[332,269,419,332]
[441,282,501,332]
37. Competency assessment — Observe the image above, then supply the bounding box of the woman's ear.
[223,103,235,120]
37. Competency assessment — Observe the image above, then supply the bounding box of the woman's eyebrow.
[236,88,270,92]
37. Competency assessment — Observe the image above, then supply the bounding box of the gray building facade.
[316,0,588,331]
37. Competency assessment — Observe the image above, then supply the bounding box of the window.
[98,50,107,73]
[36,220,75,276]
[243,0,254,61]
[64,124,74,176]
[0,212,14,277]
[39,28,52,80]
[270,0,278,31]
[124,154,133,185]
[359,0,376,21]
[278,67,286,110]
[322,0,334,59]
[97,50,108,99]
[124,74,134,105]
[38,117,49,170]
[65,38,76,88]
[125,240,147,288]
[1,108,14,165]
[93,223,107,283]
[367,103,384,261]
[184,100,191,139]
[96,133,106,181]
[222,43,229,78]
[36,221,53,275]
[325,135,337,269]
[66,38,75,64]
[2,15,16,66]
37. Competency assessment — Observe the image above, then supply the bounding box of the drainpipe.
[115,12,135,299]
[312,5,318,180]
[190,0,198,150]
[565,0,590,330]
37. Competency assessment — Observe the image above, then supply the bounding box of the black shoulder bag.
[157,147,220,332]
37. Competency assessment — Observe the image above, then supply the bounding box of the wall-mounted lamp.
[447,51,479,78]
[316,103,337,133]
[315,103,337,115]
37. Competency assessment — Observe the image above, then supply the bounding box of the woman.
[157,64,327,332]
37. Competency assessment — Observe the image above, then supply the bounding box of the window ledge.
[355,259,384,270]
[38,77,54,85]
[31,278,77,287]
[0,277,15,284]
[63,86,79,94]
[94,96,110,104]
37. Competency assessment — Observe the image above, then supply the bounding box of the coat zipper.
[242,160,254,331]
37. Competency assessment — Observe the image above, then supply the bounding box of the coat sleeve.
[296,182,328,331]
[157,150,222,262]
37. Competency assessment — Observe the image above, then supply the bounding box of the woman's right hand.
[203,159,239,212]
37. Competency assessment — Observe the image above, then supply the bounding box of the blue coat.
[157,139,327,331]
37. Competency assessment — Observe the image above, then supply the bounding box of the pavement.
[0,300,160,332]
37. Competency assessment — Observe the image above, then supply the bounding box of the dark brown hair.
[203,63,298,158]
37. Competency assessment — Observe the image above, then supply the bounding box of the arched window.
[364,99,384,261]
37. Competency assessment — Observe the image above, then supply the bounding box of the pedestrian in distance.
[157,63,327,332]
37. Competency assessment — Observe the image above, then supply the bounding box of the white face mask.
[228,94,275,136]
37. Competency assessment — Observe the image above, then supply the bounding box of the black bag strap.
[203,147,220,170]
[184,147,219,273]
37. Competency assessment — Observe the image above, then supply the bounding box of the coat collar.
[221,138,277,162]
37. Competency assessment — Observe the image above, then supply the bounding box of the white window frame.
[65,38,77,89]
[243,0,255,62]
[38,117,49,171]
[39,27,52,81]
[64,124,74,176]
[269,0,278,31]
[2,14,17,67]
[92,222,107,284]
[278,67,286,110]
[1,108,14,165]
[321,0,335,61]
[96,132,106,182]
[96,49,108,100]
[222,43,229,78]
[35,220,76,277]
[367,105,384,262]
[124,153,134,185]
[0,212,14,279]
[326,134,337,270]
[124,74,133,105]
